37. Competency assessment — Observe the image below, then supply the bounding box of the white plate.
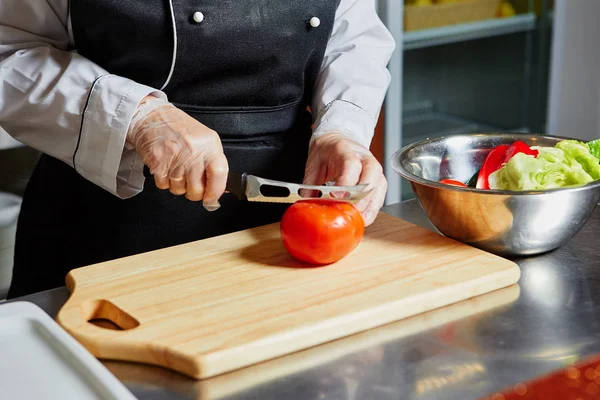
[0,301,137,400]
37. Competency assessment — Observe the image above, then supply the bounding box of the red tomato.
[280,200,364,265]
[439,179,467,187]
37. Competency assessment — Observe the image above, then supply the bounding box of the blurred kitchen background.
[0,0,597,299]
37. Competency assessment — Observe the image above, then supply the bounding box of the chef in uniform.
[0,0,395,298]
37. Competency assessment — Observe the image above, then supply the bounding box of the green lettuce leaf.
[587,138,600,161]
[486,138,600,191]
[488,149,594,191]
[555,140,600,179]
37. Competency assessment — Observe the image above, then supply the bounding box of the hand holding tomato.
[280,200,364,265]
[303,133,387,226]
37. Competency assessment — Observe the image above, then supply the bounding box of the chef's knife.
[226,171,371,204]
[142,166,371,204]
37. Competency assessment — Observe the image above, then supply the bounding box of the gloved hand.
[126,95,228,211]
[303,132,387,226]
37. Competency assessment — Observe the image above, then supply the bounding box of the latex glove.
[303,132,387,226]
[126,96,228,211]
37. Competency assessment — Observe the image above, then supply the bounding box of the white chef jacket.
[0,0,395,199]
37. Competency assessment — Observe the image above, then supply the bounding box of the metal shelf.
[403,13,537,51]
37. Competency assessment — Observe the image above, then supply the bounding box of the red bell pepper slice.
[503,140,538,161]
[476,141,538,190]
[476,144,509,189]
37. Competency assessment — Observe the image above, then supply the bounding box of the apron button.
[309,17,320,28]
[192,11,205,23]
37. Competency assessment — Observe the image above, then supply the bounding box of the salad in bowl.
[439,138,600,191]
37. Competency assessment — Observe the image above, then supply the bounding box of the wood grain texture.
[55,212,520,380]
[102,284,520,400]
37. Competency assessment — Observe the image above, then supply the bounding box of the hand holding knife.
[144,165,372,208]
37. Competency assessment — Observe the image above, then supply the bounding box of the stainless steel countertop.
[10,200,600,400]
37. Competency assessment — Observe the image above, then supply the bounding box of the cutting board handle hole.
[81,299,140,331]
[88,318,123,330]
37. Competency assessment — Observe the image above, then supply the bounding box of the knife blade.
[226,171,372,204]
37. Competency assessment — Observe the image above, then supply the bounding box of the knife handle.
[144,166,246,199]
[226,171,248,200]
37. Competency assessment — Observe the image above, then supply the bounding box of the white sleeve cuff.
[73,74,166,199]
[311,99,376,149]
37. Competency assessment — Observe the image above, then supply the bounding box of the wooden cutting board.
[55,211,520,380]
[103,285,520,400]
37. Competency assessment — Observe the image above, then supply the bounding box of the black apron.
[7,0,340,298]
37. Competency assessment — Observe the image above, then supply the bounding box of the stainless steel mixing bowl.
[391,133,600,256]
